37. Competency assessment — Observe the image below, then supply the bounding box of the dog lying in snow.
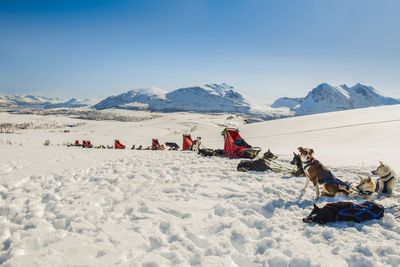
[372,161,398,195]
[349,175,376,197]
[290,152,305,177]
[302,201,384,224]
[237,149,278,172]
[298,147,350,199]
[165,142,179,150]
[198,148,226,157]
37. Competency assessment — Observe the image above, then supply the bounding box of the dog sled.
[152,138,161,150]
[222,128,261,159]
[82,140,93,148]
[182,134,193,150]
[114,140,126,149]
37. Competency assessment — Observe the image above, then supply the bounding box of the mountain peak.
[276,82,400,116]
[93,83,280,118]
[129,87,167,96]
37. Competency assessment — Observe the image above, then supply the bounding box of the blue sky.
[1,0,399,102]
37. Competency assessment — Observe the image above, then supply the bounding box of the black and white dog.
[290,152,305,177]
[303,201,384,224]
[237,149,278,172]
[165,142,180,150]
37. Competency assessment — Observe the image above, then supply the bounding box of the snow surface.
[1,105,400,266]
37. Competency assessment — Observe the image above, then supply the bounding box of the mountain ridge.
[1,82,399,120]
[93,83,288,119]
[272,83,400,116]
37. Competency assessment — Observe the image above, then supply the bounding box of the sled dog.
[298,147,350,200]
[237,149,278,172]
[372,161,398,195]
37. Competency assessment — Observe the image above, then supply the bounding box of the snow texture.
[1,105,400,266]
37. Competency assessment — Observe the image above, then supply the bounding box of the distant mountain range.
[272,83,400,115]
[0,94,92,109]
[1,83,399,120]
[93,83,287,119]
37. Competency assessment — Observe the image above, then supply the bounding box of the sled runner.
[222,128,261,159]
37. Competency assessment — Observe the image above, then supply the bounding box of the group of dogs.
[70,138,396,224]
[236,146,397,224]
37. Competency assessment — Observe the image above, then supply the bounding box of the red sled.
[182,134,193,150]
[222,128,261,159]
[115,140,126,149]
[152,138,161,150]
[86,140,93,148]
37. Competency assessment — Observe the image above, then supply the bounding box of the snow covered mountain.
[3,82,398,120]
[0,94,91,109]
[271,97,304,109]
[93,87,170,111]
[93,83,288,119]
[273,83,400,116]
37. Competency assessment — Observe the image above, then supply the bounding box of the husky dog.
[237,149,278,172]
[165,142,179,150]
[372,161,398,195]
[290,152,305,177]
[352,175,376,196]
[303,201,384,224]
[298,147,350,199]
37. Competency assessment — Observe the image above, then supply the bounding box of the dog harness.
[339,202,384,222]
[302,160,350,190]
[358,190,373,196]
[376,173,395,193]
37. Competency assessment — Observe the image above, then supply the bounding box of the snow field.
[1,150,400,266]
[1,105,400,266]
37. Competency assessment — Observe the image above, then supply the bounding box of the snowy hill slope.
[94,83,289,119]
[272,83,400,116]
